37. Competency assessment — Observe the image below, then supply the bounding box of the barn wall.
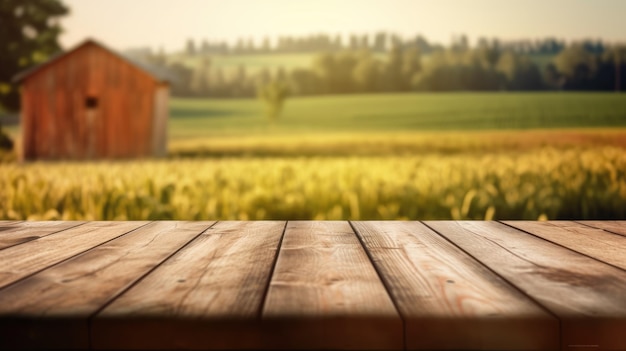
[21,42,163,160]
[152,85,169,157]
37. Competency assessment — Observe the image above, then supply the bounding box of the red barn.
[14,39,169,160]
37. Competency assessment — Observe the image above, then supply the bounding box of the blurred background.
[1,0,625,220]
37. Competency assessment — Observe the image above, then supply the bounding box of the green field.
[167,92,626,157]
[170,92,626,139]
[2,92,626,221]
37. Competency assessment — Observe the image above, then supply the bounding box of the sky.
[60,0,626,52]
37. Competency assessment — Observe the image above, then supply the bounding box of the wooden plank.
[262,221,402,350]
[0,221,214,350]
[0,221,148,289]
[353,221,557,350]
[0,221,22,231]
[504,221,626,270]
[0,221,23,225]
[92,221,286,350]
[577,220,626,237]
[0,221,85,250]
[426,221,626,351]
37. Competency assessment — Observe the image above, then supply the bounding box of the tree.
[383,43,403,91]
[246,38,255,54]
[414,35,431,54]
[313,53,335,94]
[374,32,387,52]
[0,87,15,154]
[496,51,543,90]
[0,0,69,111]
[185,38,196,56]
[211,68,226,97]
[553,44,597,90]
[167,63,193,96]
[0,122,14,151]
[231,64,248,97]
[289,68,321,95]
[349,35,359,50]
[360,35,369,51]
[257,80,289,122]
[352,52,381,92]
[401,47,422,90]
[200,39,209,54]
[543,63,563,90]
[333,34,343,50]
[190,58,211,96]
[262,37,271,53]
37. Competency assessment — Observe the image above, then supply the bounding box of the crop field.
[2,92,626,221]
[2,147,625,221]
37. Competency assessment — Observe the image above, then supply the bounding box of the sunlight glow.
[61,0,626,52]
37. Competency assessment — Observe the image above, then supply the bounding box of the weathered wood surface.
[0,221,214,349]
[0,221,84,250]
[353,221,558,350]
[577,220,626,237]
[0,221,149,289]
[93,221,286,350]
[504,220,626,270]
[426,221,626,351]
[263,221,402,350]
[0,220,624,350]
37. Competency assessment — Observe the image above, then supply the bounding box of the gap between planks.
[427,221,626,351]
[501,220,626,271]
[0,221,216,349]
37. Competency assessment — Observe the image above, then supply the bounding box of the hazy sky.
[61,0,626,52]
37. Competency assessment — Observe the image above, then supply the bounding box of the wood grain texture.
[0,221,213,350]
[577,220,626,237]
[92,221,286,350]
[504,220,626,270]
[262,221,402,350]
[353,221,558,350]
[0,221,23,225]
[426,221,626,351]
[0,221,85,250]
[0,221,148,289]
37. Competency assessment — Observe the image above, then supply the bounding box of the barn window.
[85,96,98,108]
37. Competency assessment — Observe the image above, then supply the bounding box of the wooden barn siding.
[152,85,169,157]
[22,43,160,160]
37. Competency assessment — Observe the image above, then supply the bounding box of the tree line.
[1,0,624,114]
[136,39,625,98]
[180,32,602,56]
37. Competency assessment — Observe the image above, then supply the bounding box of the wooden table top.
[0,220,624,350]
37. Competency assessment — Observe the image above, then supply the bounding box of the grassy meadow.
[2,92,626,220]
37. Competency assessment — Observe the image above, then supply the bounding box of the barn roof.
[13,38,173,83]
